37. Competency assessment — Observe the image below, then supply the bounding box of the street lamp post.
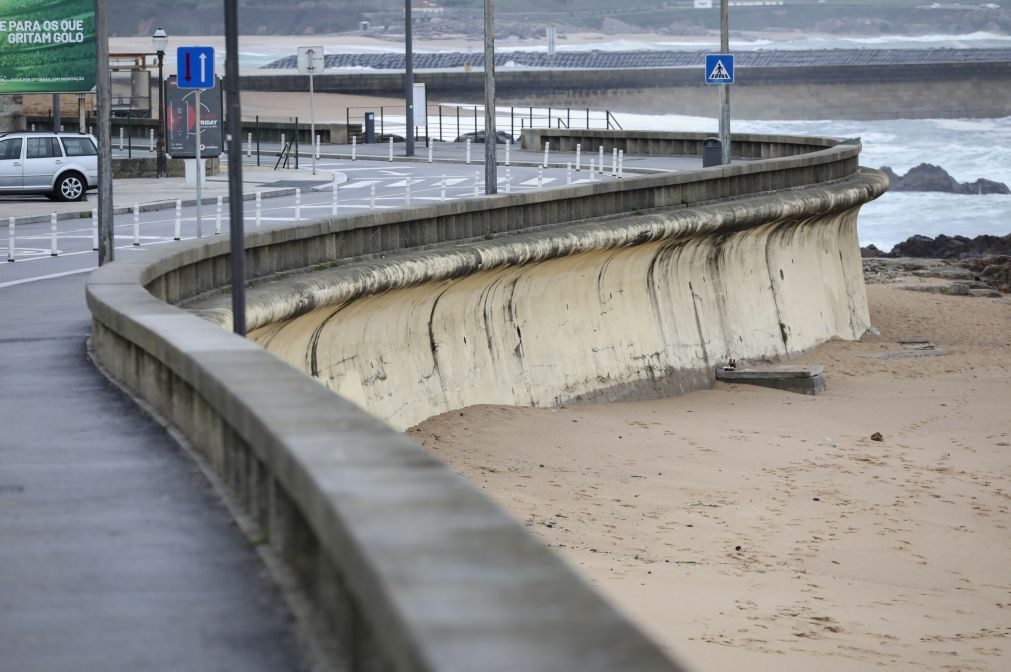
[152,28,169,177]
[404,0,414,157]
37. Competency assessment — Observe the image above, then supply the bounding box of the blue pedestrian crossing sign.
[705,53,734,85]
[177,46,215,89]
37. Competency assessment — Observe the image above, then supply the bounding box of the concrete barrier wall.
[86,132,883,671]
[242,178,877,431]
[520,129,847,158]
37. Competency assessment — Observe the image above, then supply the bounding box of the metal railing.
[344,104,618,143]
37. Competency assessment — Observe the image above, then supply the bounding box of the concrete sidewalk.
[1,164,338,224]
[0,274,310,672]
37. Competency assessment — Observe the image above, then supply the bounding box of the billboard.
[0,0,96,94]
[164,75,223,159]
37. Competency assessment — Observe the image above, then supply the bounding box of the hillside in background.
[109,0,1010,39]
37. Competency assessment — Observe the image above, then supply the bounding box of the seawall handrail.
[86,132,866,671]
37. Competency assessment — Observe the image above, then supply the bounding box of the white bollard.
[50,213,58,256]
[149,129,154,152]
[31,124,35,132]
[255,192,262,228]
[7,217,14,262]
[315,134,321,160]
[440,175,447,201]
[405,177,412,206]
[215,196,223,235]
[537,166,543,189]
[295,188,301,221]
[331,182,338,216]
[91,208,98,251]
[60,125,64,132]
[474,170,480,197]
[88,125,92,136]
[174,200,182,240]
[566,162,572,185]
[618,150,624,179]
[590,159,596,182]
[599,146,604,174]
[466,139,472,164]
[388,137,394,162]
[505,167,511,193]
[247,133,252,157]
[612,148,618,176]
[369,183,376,210]
[576,143,581,171]
[132,203,140,246]
[427,143,433,163]
[351,135,357,161]
[281,133,286,148]
[505,139,511,166]
[543,141,550,168]
[118,127,124,151]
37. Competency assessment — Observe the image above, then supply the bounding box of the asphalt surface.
[0,148,694,669]
[0,273,309,672]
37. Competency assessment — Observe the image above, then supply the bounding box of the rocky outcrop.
[957,256,1011,294]
[889,233,1011,259]
[862,257,1006,296]
[879,164,1010,195]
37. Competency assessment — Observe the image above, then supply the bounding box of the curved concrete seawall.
[241,180,875,431]
[86,132,885,671]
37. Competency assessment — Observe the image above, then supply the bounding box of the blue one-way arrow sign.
[177,46,215,89]
[705,53,734,85]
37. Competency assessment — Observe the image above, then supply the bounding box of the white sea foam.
[610,112,1011,249]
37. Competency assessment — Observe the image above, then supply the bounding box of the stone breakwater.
[263,49,1011,71]
[187,173,885,431]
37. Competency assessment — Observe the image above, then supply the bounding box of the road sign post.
[298,46,325,176]
[177,46,215,238]
[705,51,734,165]
[710,0,733,165]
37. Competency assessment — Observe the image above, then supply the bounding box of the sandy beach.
[413,280,1011,670]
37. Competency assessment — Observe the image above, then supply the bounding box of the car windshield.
[61,137,97,157]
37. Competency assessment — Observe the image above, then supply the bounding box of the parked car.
[0,132,99,201]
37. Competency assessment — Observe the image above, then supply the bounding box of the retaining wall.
[86,132,885,671]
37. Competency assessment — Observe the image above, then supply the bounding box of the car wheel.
[55,173,86,202]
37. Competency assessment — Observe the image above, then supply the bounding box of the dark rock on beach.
[889,233,1011,260]
[879,164,1010,195]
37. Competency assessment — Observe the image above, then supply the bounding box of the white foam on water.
[610,112,1011,250]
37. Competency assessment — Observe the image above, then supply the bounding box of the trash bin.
[364,112,376,144]
[703,137,722,167]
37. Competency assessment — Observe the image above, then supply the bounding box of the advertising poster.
[0,0,96,94]
[165,75,223,159]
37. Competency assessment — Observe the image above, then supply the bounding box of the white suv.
[0,132,99,201]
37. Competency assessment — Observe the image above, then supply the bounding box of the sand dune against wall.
[412,284,1011,671]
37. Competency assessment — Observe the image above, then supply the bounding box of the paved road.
[2,154,653,288]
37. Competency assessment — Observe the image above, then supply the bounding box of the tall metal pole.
[309,70,316,175]
[404,0,415,157]
[157,51,167,177]
[719,0,731,165]
[483,0,497,194]
[194,88,202,238]
[224,0,246,335]
[94,0,114,265]
[52,94,61,132]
